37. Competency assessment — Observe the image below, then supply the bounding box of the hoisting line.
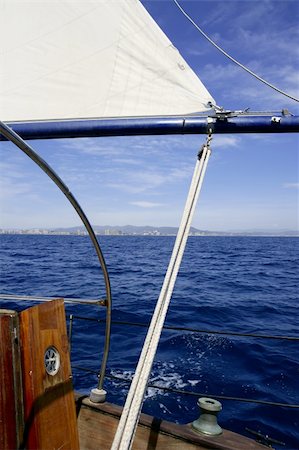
[111,135,212,450]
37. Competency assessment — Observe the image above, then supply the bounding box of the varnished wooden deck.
[76,396,267,450]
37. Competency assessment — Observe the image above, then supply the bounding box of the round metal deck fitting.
[192,397,222,436]
[44,346,60,376]
[90,388,107,403]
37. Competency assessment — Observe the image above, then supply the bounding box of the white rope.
[111,137,212,450]
[173,0,299,103]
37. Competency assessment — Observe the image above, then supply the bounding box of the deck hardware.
[44,346,60,376]
[207,102,250,120]
[271,116,281,123]
[192,397,222,436]
[90,387,107,403]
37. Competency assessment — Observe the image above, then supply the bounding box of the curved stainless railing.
[0,122,111,391]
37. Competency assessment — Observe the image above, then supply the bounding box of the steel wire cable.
[71,366,299,409]
[173,0,299,103]
[69,314,299,341]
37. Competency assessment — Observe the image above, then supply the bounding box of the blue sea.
[1,235,298,449]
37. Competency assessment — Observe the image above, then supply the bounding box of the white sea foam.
[111,358,203,403]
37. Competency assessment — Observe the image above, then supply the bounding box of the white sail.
[0,0,214,122]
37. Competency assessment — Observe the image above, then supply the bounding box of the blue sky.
[1,0,298,232]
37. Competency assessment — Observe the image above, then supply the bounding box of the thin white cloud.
[283,183,299,189]
[61,135,200,159]
[113,158,142,165]
[130,201,164,208]
[0,179,33,199]
[199,60,299,110]
[0,160,34,179]
[211,136,240,149]
[61,138,125,157]
[196,1,299,61]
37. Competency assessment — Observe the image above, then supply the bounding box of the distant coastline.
[0,225,298,237]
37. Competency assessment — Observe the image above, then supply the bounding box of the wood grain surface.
[20,299,79,450]
[0,311,22,449]
[76,396,267,450]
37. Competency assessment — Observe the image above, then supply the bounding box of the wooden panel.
[20,299,79,450]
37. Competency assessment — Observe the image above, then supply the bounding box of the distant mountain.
[1,225,298,236]
[52,224,206,235]
[50,225,298,236]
